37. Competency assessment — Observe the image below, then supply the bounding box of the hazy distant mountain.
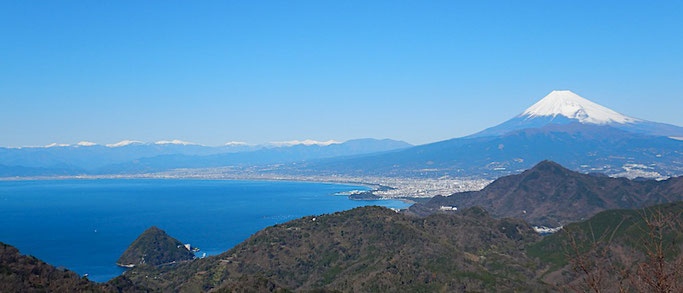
[298,91,683,178]
[97,138,413,174]
[0,138,411,176]
[0,141,257,170]
[408,160,683,226]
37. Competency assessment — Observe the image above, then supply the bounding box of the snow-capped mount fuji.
[472,90,683,138]
[298,90,683,179]
[521,90,638,124]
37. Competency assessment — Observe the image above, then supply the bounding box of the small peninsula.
[117,226,195,267]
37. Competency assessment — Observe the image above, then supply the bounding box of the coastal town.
[153,167,493,199]
[141,167,493,200]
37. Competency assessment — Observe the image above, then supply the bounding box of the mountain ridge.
[297,123,683,178]
[407,160,683,226]
[0,138,412,176]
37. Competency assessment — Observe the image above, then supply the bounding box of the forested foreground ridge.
[2,201,681,292]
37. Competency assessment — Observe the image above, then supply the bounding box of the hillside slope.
[0,242,144,292]
[527,201,683,291]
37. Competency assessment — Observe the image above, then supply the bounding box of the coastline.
[0,173,405,203]
[0,169,491,203]
[0,174,381,189]
[0,177,411,283]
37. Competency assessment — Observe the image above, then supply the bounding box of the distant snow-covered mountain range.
[13,138,345,149]
[2,90,681,179]
[0,139,412,176]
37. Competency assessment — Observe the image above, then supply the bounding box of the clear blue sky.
[1,1,682,146]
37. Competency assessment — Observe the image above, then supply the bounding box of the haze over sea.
[0,179,409,282]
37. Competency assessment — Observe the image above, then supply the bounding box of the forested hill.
[408,160,683,226]
[120,206,544,292]
[2,202,681,292]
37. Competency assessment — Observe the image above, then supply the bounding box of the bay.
[0,179,409,282]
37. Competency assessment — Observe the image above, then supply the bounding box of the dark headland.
[117,226,196,267]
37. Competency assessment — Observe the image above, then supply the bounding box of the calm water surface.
[0,179,409,282]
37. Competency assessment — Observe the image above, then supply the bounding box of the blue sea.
[0,179,409,282]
